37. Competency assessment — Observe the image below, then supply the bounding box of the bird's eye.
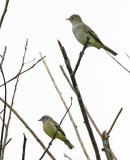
[71,17,73,20]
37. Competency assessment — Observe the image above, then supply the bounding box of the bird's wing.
[83,23,103,44]
[52,119,66,136]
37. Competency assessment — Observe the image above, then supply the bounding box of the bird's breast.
[72,24,101,48]
[72,24,88,45]
[43,121,56,138]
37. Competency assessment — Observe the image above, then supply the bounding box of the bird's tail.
[103,45,118,56]
[64,139,74,149]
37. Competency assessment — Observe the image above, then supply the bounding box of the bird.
[38,115,74,149]
[66,14,118,56]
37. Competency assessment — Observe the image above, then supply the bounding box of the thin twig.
[73,37,90,76]
[60,64,118,160]
[22,134,27,160]
[0,46,7,67]
[108,108,123,135]
[0,47,7,155]
[125,52,130,60]
[60,61,118,160]
[39,98,73,160]
[106,51,130,74]
[1,138,12,151]
[1,39,28,159]
[0,67,7,157]
[24,57,36,64]
[60,53,120,160]
[0,56,45,87]
[40,53,90,160]
[0,97,56,160]
[58,40,101,160]
[64,153,72,160]
[60,65,102,137]
[59,65,73,91]
[84,106,102,137]
[0,0,10,29]
[0,109,4,115]
[0,116,7,128]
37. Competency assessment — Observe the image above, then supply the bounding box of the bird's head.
[66,14,83,25]
[38,115,51,123]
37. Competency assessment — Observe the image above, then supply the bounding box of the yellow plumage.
[39,115,74,149]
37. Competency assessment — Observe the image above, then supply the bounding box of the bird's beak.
[66,17,70,20]
[38,118,41,121]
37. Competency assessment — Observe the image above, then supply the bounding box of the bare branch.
[125,52,130,60]
[0,47,7,156]
[60,63,119,160]
[0,0,10,29]
[58,40,101,160]
[0,46,7,67]
[0,57,45,87]
[24,57,36,64]
[40,53,90,160]
[60,65,102,137]
[0,110,4,115]
[1,138,12,151]
[73,37,90,76]
[0,66,7,157]
[22,134,27,160]
[59,65,73,91]
[0,97,56,160]
[64,153,72,160]
[101,131,113,160]
[108,108,123,135]
[0,116,7,127]
[106,52,130,74]
[1,39,28,159]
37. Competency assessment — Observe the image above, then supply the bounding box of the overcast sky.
[0,0,130,160]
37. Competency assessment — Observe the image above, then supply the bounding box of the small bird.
[66,14,118,56]
[38,115,74,149]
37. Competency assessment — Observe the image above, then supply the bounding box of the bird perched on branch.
[66,14,118,56]
[38,115,74,149]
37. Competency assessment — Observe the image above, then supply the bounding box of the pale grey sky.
[0,0,130,159]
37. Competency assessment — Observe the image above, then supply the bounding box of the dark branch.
[0,0,10,29]
[22,134,27,160]
[0,46,7,67]
[73,37,90,76]
[0,67,7,157]
[0,109,4,115]
[101,131,113,160]
[58,40,101,160]
[108,108,123,135]
[60,55,118,160]
[1,138,12,151]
